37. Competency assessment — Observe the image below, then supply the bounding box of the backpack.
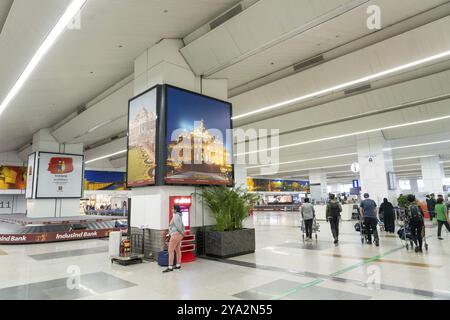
[330,202,342,217]
[409,204,423,223]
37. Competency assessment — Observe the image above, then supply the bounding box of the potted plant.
[199,186,259,258]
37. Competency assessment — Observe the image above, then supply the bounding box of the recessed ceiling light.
[0,0,87,117]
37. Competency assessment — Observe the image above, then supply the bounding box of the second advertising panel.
[127,87,158,187]
[35,153,84,198]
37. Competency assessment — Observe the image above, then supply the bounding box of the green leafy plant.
[198,186,260,232]
[397,194,408,209]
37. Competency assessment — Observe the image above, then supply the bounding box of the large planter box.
[205,229,255,258]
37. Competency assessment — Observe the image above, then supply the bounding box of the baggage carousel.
[0,214,127,244]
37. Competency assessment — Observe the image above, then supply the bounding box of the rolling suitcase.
[158,250,177,267]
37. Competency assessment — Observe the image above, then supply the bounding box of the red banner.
[0,228,125,244]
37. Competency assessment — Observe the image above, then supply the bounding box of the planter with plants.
[199,186,259,258]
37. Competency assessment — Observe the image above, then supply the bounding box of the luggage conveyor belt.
[0,214,127,244]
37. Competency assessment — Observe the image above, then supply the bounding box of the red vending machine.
[169,196,196,263]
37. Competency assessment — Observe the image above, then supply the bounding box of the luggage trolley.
[300,216,320,242]
[397,210,428,251]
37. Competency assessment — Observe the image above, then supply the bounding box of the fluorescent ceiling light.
[85,149,127,164]
[0,0,87,117]
[247,152,357,169]
[257,163,354,176]
[87,120,113,133]
[237,115,450,156]
[232,49,450,120]
[386,139,450,151]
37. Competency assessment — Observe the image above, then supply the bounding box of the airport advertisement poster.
[247,178,310,193]
[127,87,157,187]
[84,170,126,191]
[25,153,35,198]
[0,165,27,190]
[165,86,233,186]
[35,153,84,198]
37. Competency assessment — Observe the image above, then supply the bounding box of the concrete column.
[309,170,328,202]
[234,165,248,191]
[26,129,84,218]
[357,132,396,205]
[410,178,419,193]
[130,39,229,255]
[420,156,444,195]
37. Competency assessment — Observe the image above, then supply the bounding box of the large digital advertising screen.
[165,86,233,186]
[127,87,158,187]
[35,152,84,198]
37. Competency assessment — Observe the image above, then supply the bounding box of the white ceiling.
[0,0,240,152]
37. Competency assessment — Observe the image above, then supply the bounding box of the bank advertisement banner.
[165,86,233,186]
[84,170,126,191]
[36,152,84,198]
[25,153,35,198]
[0,165,27,190]
[127,87,157,187]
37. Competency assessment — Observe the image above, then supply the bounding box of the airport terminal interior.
[1,0,450,301]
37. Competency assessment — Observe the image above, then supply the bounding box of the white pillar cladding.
[234,165,248,191]
[309,170,328,202]
[420,156,444,195]
[410,178,419,193]
[130,39,228,231]
[357,132,396,205]
[26,129,84,218]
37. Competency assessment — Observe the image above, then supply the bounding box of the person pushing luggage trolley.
[360,193,379,247]
[300,198,320,242]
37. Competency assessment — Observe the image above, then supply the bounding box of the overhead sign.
[350,163,360,173]
[35,152,84,199]
[352,180,360,188]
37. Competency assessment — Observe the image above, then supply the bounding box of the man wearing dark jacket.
[326,194,342,245]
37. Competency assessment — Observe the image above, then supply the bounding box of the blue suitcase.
[158,250,177,267]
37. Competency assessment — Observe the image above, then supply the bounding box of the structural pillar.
[357,132,396,205]
[309,170,328,203]
[27,129,84,218]
[420,156,444,195]
[130,39,229,255]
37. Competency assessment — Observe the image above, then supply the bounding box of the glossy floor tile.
[0,211,449,300]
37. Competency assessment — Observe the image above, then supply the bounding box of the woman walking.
[379,198,395,233]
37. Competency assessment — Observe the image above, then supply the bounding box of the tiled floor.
[0,211,449,300]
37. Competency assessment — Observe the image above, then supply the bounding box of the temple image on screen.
[127,88,157,187]
[165,86,233,185]
[166,120,232,184]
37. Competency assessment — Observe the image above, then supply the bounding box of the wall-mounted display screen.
[0,165,27,191]
[127,87,158,187]
[35,152,84,199]
[165,86,233,186]
[267,195,293,204]
[84,171,126,191]
[247,178,310,193]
